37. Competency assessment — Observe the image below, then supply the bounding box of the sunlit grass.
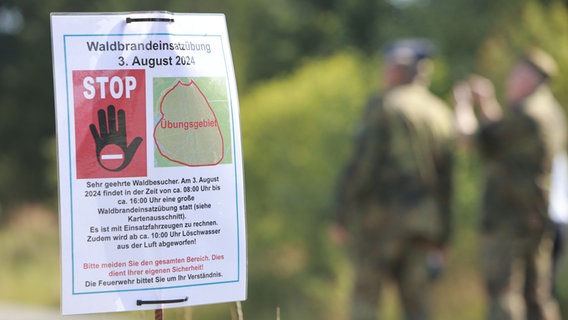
[0,202,566,319]
[0,204,60,307]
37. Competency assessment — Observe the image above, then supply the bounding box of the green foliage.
[476,0,568,105]
[1,0,568,318]
[1,0,561,213]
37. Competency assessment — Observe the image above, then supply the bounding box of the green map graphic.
[153,78,232,167]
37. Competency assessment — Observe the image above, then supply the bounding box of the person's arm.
[453,80,478,137]
[469,75,502,122]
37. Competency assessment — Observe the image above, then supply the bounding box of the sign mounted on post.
[50,12,247,315]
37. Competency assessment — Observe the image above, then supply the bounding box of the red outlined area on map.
[153,80,225,167]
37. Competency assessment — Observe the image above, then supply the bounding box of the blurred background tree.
[0,0,567,318]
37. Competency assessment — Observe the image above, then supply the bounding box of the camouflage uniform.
[336,82,454,320]
[477,84,564,320]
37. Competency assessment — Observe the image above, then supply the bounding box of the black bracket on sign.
[126,17,174,23]
[136,296,188,306]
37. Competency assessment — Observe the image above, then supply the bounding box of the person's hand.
[469,75,496,104]
[89,105,143,171]
[452,80,473,106]
[468,75,502,121]
[328,223,349,246]
[426,247,446,280]
[453,80,478,136]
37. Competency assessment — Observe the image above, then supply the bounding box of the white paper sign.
[550,152,568,224]
[50,12,247,315]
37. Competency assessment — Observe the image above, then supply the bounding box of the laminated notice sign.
[50,12,247,315]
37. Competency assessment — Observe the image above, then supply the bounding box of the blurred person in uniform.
[332,39,455,320]
[454,47,564,320]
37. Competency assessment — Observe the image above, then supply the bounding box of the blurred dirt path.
[0,302,131,320]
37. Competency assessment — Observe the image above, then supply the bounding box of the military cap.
[383,38,436,66]
[522,47,558,78]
